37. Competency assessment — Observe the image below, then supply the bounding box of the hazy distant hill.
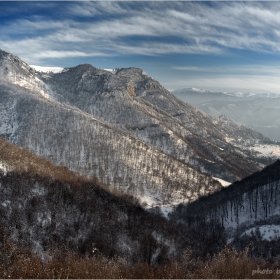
[173,87,280,142]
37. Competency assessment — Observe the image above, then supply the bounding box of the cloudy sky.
[1,1,280,93]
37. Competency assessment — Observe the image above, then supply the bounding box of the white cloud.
[165,70,280,94]
[2,2,280,62]
[169,63,280,92]
[33,50,108,59]
[173,64,280,76]
[173,66,200,71]
[67,1,126,17]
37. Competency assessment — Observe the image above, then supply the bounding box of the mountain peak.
[0,48,9,57]
[114,67,163,95]
[0,49,23,65]
[0,48,35,75]
[0,48,14,65]
[116,67,148,77]
[190,87,206,92]
[76,63,95,69]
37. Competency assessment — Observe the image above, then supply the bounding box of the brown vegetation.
[0,244,279,279]
[0,136,86,183]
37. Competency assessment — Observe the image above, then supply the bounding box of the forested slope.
[173,159,280,229]
[0,136,188,264]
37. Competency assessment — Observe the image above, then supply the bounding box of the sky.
[1,1,280,93]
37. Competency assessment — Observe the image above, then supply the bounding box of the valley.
[0,48,279,276]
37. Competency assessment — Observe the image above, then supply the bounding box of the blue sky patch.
[1,1,280,93]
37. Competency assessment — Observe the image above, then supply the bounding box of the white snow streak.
[31,65,64,74]
[242,225,280,241]
[213,177,231,187]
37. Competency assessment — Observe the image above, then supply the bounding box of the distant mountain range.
[173,88,280,142]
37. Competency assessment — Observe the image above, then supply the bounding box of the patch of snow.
[225,136,236,143]
[251,144,280,158]
[0,161,11,175]
[242,225,280,241]
[1,200,11,207]
[103,69,117,74]
[0,162,6,171]
[160,205,176,217]
[38,78,58,101]
[227,237,234,244]
[32,182,46,196]
[247,92,257,97]
[34,77,50,99]
[213,177,231,187]
[30,65,64,74]
[138,188,187,218]
[191,87,205,92]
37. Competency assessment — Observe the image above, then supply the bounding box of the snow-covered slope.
[241,225,280,241]
[0,50,57,101]
[174,159,280,233]
[0,160,10,174]
[39,65,272,182]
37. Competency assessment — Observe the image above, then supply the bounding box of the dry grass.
[0,246,280,279]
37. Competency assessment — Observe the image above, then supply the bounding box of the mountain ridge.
[38,60,272,181]
[0,48,278,213]
[0,51,226,213]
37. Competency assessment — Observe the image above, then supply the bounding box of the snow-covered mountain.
[37,63,275,182]
[0,49,226,213]
[173,87,280,142]
[0,48,277,212]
